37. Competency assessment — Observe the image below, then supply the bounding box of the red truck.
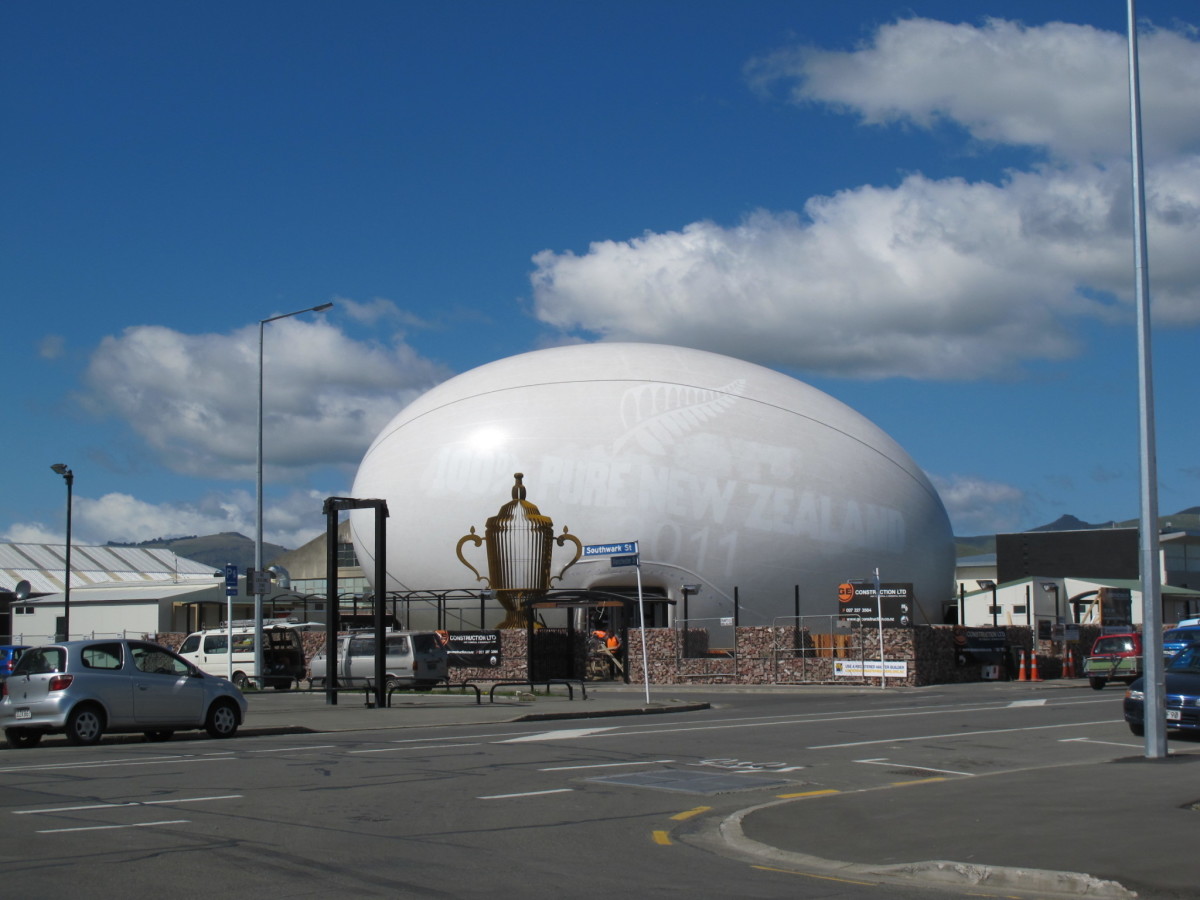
[1083,632,1143,690]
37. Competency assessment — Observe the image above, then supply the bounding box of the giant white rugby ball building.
[349,343,954,626]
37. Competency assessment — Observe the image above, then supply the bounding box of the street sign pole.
[223,564,238,682]
[633,557,650,704]
[583,541,650,702]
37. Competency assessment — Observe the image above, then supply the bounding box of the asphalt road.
[0,681,1193,899]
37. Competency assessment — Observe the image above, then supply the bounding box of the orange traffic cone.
[1030,652,1043,682]
[1063,653,1075,678]
[1017,648,1028,681]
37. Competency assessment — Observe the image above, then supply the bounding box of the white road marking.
[497,727,620,743]
[1060,737,1147,748]
[540,759,674,771]
[809,719,1118,749]
[351,742,482,754]
[1008,700,1047,707]
[502,704,1116,744]
[854,758,973,776]
[15,795,242,815]
[37,819,190,834]
[389,730,533,743]
[246,745,337,753]
[477,788,574,800]
[0,756,234,774]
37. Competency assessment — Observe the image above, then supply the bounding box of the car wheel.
[1129,722,1145,737]
[1089,677,1107,690]
[5,727,43,748]
[232,672,249,690]
[205,700,240,739]
[143,730,174,742]
[65,704,105,746]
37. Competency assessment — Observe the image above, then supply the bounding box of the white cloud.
[4,487,336,550]
[932,474,1027,535]
[2,522,62,544]
[531,17,1200,379]
[79,317,452,480]
[746,17,1200,163]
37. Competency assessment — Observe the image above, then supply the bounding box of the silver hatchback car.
[1,639,248,747]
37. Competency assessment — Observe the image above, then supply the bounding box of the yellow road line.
[670,806,711,821]
[651,829,673,845]
[889,777,947,787]
[775,788,841,799]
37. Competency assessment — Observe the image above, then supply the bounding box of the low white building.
[955,576,1200,631]
[10,579,228,644]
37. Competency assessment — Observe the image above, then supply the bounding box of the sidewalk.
[241,683,708,735]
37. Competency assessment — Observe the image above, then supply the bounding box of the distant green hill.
[107,532,290,571]
[955,507,1197,558]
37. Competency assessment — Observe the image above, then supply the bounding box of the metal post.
[372,501,389,710]
[323,499,340,705]
[874,568,885,689]
[255,301,333,691]
[635,558,650,703]
[50,464,74,641]
[1127,0,1166,759]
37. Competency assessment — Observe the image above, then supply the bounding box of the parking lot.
[1,679,1196,899]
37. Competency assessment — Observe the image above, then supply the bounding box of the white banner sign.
[833,660,908,678]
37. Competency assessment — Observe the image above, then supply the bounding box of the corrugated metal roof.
[22,579,223,603]
[1077,578,1200,598]
[0,543,217,594]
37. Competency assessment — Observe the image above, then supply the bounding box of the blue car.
[1124,642,1200,736]
[1162,626,1200,662]
[0,645,29,677]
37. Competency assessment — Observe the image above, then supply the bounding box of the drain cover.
[588,769,790,795]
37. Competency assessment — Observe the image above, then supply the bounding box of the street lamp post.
[255,302,333,687]
[50,464,73,640]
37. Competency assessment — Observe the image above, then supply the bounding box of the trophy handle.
[455,527,490,586]
[550,528,583,587]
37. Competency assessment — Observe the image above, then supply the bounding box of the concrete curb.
[235,701,711,735]
[717,797,1136,899]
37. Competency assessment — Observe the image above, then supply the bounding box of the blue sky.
[3,0,1197,550]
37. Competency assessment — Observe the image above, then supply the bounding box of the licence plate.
[1167,709,1182,721]
[14,708,31,720]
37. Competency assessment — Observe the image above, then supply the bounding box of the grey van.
[309,631,448,691]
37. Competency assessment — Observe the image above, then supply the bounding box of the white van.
[178,623,306,690]
[309,631,448,690]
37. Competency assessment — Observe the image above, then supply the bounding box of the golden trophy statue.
[456,473,583,628]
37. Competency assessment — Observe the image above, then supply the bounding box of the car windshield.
[1164,629,1200,644]
[1093,637,1136,654]
[1167,645,1200,674]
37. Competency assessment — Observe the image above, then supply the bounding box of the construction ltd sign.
[836,582,915,627]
